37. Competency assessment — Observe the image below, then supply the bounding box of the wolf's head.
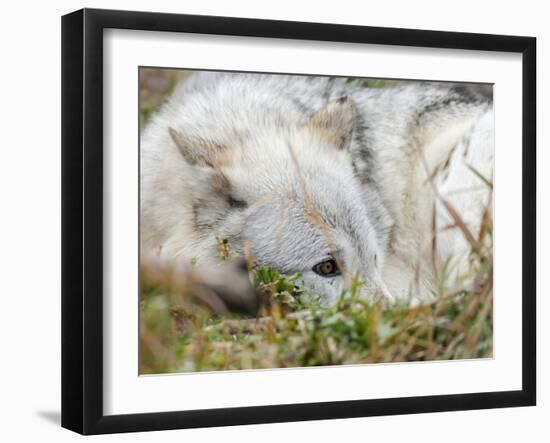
[154,96,393,304]
[147,96,390,302]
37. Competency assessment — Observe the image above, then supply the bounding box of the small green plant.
[253,267,305,310]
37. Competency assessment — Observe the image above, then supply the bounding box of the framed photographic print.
[61,8,536,435]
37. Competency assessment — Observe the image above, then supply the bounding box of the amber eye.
[312,258,340,277]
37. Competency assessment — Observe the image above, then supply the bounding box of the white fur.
[141,72,493,304]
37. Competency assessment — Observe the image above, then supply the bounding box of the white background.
[104,30,523,415]
[0,0,547,441]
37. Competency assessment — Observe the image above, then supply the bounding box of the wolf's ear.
[169,127,231,168]
[168,127,244,215]
[306,96,356,151]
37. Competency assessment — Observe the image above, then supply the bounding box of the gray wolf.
[140,72,493,305]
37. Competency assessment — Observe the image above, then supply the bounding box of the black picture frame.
[61,8,537,435]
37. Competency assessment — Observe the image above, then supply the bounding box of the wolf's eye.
[312,259,340,277]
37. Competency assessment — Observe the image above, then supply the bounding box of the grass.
[139,68,186,127]
[140,219,493,374]
[140,260,492,374]
[139,69,493,375]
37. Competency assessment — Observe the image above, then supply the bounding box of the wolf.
[140,72,493,305]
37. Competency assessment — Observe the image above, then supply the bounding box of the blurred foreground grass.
[140,257,492,374]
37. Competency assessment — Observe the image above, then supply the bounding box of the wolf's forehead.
[257,194,367,243]
[244,198,372,273]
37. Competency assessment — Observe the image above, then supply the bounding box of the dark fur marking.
[193,192,246,235]
[451,84,493,103]
[351,110,377,187]
[226,195,248,209]
[415,86,491,126]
